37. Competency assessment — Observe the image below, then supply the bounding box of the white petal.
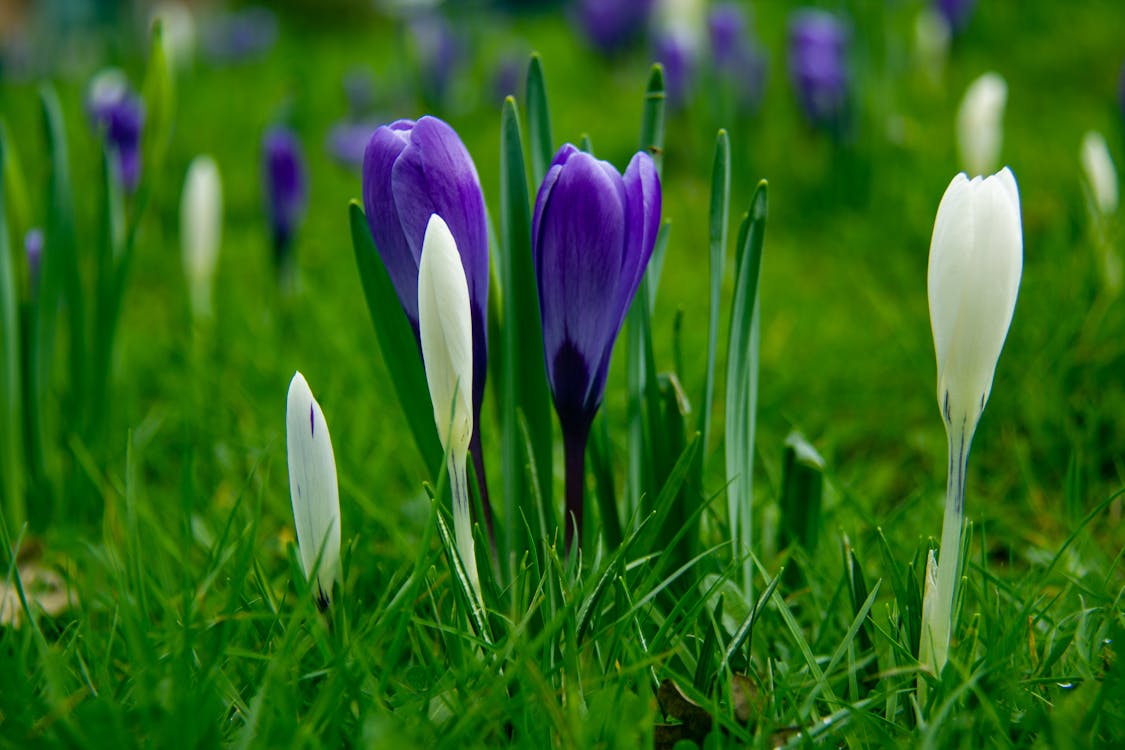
[956,72,1007,177]
[286,371,341,605]
[927,168,1023,430]
[1081,130,1119,215]
[180,155,222,318]
[418,214,474,458]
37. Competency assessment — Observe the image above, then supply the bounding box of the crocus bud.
[533,144,661,545]
[418,214,480,595]
[956,72,1007,178]
[181,155,222,319]
[262,125,307,276]
[286,371,342,610]
[1080,131,1119,216]
[573,0,655,56]
[419,214,474,462]
[928,168,1022,433]
[87,70,145,193]
[788,9,851,132]
[24,228,43,293]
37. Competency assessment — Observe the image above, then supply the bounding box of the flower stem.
[450,453,482,604]
[563,422,590,551]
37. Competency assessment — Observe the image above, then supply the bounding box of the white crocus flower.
[1081,130,1118,215]
[956,72,1008,177]
[180,155,222,319]
[920,168,1022,678]
[286,371,341,610]
[418,213,481,603]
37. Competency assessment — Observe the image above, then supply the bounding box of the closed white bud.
[928,168,1023,434]
[418,213,474,459]
[181,155,222,319]
[956,72,1007,177]
[286,371,341,609]
[1081,130,1119,215]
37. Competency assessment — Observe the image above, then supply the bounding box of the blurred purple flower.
[934,0,977,33]
[343,67,377,118]
[573,0,655,56]
[653,31,696,110]
[87,74,145,193]
[493,53,525,103]
[788,9,850,131]
[326,120,378,170]
[409,13,463,107]
[25,227,43,292]
[532,144,661,547]
[362,116,494,533]
[203,6,278,64]
[262,126,307,267]
[708,3,768,114]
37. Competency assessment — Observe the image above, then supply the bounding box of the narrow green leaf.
[526,54,553,187]
[0,120,30,241]
[693,596,722,691]
[722,567,783,670]
[778,431,825,587]
[141,19,175,183]
[588,414,622,550]
[348,201,441,475]
[499,97,553,569]
[700,130,730,459]
[637,64,666,175]
[724,181,768,594]
[0,131,25,530]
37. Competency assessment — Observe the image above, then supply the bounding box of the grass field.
[0,1,1123,746]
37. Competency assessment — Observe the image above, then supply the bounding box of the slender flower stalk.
[286,371,342,610]
[362,116,494,547]
[418,214,481,603]
[180,155,222,319]
[532,145,661,549]
[956,72,1007,178]
[920,168,1022,679]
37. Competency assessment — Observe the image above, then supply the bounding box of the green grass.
[1,0,1124,746]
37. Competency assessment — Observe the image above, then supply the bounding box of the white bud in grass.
[928,168,1022,431]
[286,371,341,610]
[180,155,222,319]
[956,72,1007,177]
[418,213,481,600]
[920,167,1022,680]
[1081,130,1118,215]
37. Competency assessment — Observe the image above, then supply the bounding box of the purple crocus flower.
[708,3,768,114]
[653,31,696,111]
[25,227,43,293]
[533,144,661,547]
[262,126,307,274]
[788,9,850,133]
[326,120,377,171]
[573,0,655,56]
[934,0,977,33]
[87,74,145,192]
[708,2,747,70]
[362,116,494,542]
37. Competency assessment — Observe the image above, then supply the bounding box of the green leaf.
[724,181,768,595]
[499,97,554,570]
[526,54,553,188]
[700,130,730,459]
[0,120,30,242]
[0,130,25,531]
[777,431,825,586]
[637,64,666,175]
[348,201,441,475]
[140,19,175,183]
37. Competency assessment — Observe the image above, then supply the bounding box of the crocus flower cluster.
[362,116,494,541]
[920,167,1022,677]
[262,125,308,279]
[708,3,768,114]
[533,145,661,547]
[87,70,145,193]
[788,9,851,133]
[573,0,655,56]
